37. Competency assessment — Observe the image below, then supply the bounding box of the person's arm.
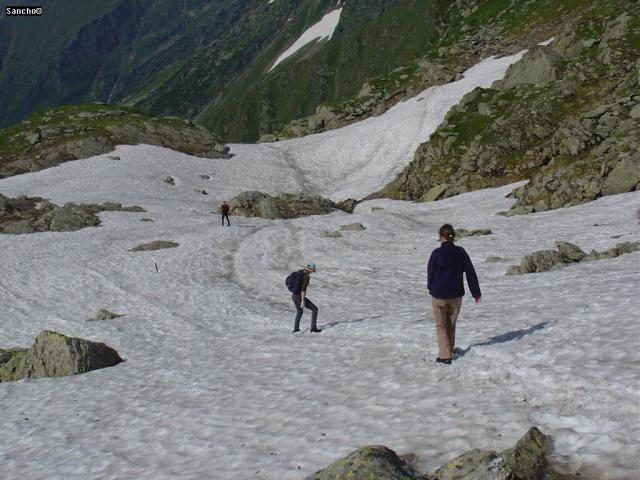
[427,253,435,291]
[463,250,481,303]
[300,273,310,303]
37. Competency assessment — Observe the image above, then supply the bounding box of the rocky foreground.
[380,6,639,213]
[305,427,580,480]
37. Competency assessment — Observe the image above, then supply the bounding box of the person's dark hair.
[438,223,456,242]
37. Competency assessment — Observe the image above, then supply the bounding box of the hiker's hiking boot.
[436,357,452,365]
[310,328,322,333]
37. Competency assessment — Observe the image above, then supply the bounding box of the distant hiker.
[427,224,481,365]
[286,262,322,333]
[220,200,230,226]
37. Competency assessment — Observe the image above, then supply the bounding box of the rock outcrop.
[0,104,230,179]
[506,240,640,275]
[0,331,123,383]
[0,193,146,234]
[228,192,357,220]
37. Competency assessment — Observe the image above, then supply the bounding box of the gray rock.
[435,427,548,480]
[107,155,120,161]
[0,331,123,383]
[457,228,492,239]
[194,188,208,195]
[320,230,343,238]
[421,184,449,202]
[257,134,279,143]
[164,176,176,185]
[48,205,101,231]
[520,249,564,273]
[303,445,421,480]
[340,223,366,231]
[555,241,586,262]
[498,46,565,89]
[601,158,640,196]
[505,265,523,275]
[199,175,211,180]
[140,218,154,222]
[89,309,124,321]
[229,191,340,220]
[128,241,179,252]
[485,256,505,263]
[334,198,358,214]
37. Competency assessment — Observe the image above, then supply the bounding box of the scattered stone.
[194,188,208,195]
[506,241,639,275]
[485,256,505,263]
[0,330,123,383]
[140,218,154,222]
[371,206,385,212]
[340,223,366,231]
[89,309,124,321]
[128,240,179,252]
[107,155,120,161]
[320,230,343,238]
[164,176,175,185]
[199,175,211,180]
[457,228,493,238]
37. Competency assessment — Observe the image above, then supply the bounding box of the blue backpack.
[285,270,304,293]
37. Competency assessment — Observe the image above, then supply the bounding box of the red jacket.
[221,204,230,214]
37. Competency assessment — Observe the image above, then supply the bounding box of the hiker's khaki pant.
[431,297,463,359]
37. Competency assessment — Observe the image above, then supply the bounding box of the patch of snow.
[270,8,343,72]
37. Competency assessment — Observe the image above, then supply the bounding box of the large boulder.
[435,427,548,480]
[520,249,564,273]
[0,331,123,382]
[304,445,421,480]
[228,191,355,220]
[497,46,565,89]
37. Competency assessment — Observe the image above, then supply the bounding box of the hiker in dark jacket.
[220,200,230,226]
[291,262,321,333]
[427,224,481,364]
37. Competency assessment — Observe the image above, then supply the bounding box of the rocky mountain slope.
[0,0,254,129]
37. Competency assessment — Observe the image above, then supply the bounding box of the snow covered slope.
[0,51,639,480]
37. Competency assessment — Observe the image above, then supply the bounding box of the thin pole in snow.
[153,257,159,273]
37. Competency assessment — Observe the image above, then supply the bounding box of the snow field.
[0,45,638,479]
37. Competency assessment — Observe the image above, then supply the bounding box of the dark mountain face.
[0,0,254,128]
